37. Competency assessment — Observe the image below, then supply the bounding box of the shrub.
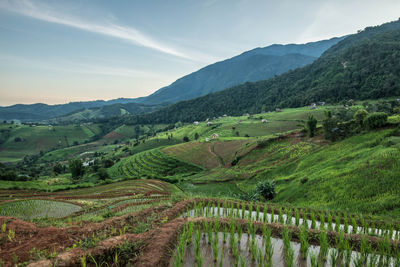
[53,163,64,175]
[255,180,276,200]
[306,115,317,137]
[97,168,109,180]
[363,112,388,129]
[354,109,369,125]
[183,136,190,142]
[103,159,114,168]
[300,177,308,184]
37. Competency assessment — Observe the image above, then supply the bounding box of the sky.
[0,0,399,106]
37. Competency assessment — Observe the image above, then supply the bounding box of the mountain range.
[137,37,345,105]
[0,37,344,122]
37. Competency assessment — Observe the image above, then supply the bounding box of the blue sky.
[0,0,399,106]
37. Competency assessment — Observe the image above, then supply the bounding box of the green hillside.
[0,123,102,162]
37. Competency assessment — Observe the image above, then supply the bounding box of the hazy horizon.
[1,0,399,106]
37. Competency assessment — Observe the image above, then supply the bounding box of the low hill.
[0,98,141,122]
[49,102,166,124]
[0,123,103,162]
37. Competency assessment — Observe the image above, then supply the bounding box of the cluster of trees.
[68,157,113,183]
[322,107,390,141]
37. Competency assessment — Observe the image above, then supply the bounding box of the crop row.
[112,148,202,179]
[173,218,400,267]
[184,200,400,240]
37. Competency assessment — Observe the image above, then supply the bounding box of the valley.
[1,15,400,267]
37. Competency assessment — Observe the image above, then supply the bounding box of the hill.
[49,102,166,124]
[139,37,344,105]
[0,98,142,122]
[118,19,400,125]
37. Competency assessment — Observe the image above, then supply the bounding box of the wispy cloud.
[0,53,172,79]
[0,0,193,60]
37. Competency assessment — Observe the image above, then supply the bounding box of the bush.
[183,136,189,142]
[0,169,18,181]
[306,115,318,137]
[97,168,109,180]
[300,177,308,184]
[353,109,369,125]
[255,180,276,200]
[363,112,388,129]
[103,159,114,168]
[53,163,64,174]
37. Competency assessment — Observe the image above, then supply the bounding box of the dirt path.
[207,144,224,167]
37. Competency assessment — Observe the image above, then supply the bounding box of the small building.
[193,121,199,126]
[311,103,317,109]
[275,108,281,112]
[318,101,326,106]
[205,138,210,142]
[212,133,219,139]
[223,114,227,117]
[207,122,213,126]
[83,159,95,167]
[261,119,268,123]
[243,113,250,116]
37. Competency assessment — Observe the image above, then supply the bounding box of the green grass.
[177,181,244,198]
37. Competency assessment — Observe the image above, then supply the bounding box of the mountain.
[117,19,400,125]
[0,98,140,122]
[138,37,345,105]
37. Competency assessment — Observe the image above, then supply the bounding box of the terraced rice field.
[0,200,82,220]
[109,148,203,179]
[1,197,399,267]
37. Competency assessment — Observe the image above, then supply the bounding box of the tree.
[363,112,388,129]
[97,168,109,180]
[103,159,114,168]
[255,180,276,200]
[69,159,84,180]
[306,115,318,137]
[194,133,199,140]
[53,163,64,175]
[353,109,369,126]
